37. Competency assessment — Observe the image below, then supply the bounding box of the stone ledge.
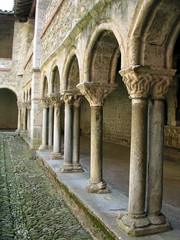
[36,151,180,240]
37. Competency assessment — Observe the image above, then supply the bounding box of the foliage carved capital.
[73,94,83,107]
[77,82,117,106]
[120,66,176,100]
[41,98,49,108]
[120,66,152,99]
[48,93,62,107]
[150,69,176,99]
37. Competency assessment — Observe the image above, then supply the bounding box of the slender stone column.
[60,93,74,172]
[117,66,151,236]
[72,95,83,172]
[16,101,21,133]
[27,108,29,132]
[49,95,63,159]
[39,98,49,151]
[77,82,117,193]
[26,101,31,137]
[22,102,27,132]
[147,100,164,222]
[48,103,53,149]
[28,103,31,137]
[129,98,148,217]
[147,71,175,227]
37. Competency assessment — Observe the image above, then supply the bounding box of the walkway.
[35,135,180,240]
[79,137,180,230]
[0,133,92,240]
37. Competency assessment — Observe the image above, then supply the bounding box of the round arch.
[0,88,18,129]
[0,85,19,100]
[49,61,60,94]
[83,20,125,83]
[128,0,180,67]
[61,47,80,91]
[41,72,49,98]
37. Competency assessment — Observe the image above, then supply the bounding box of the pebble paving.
[0,133,92,240]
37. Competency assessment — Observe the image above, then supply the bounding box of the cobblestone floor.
[0,133,92,240]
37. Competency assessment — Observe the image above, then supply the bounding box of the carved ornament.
[48,93,62,107]
[41,98,49,108]
[120,66,176,100]
[77,82,117,106]
[120,66,152,99]
[73,94,83,107]
[17,101,22,109]
[62,90,75,105]
[150,69,176,99]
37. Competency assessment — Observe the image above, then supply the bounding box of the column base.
[15,129,20,134]
[73,163,84,172]
[117,212,171,237]
[48,145,53,150]
[85,179,110,194]
[39,145,48,151]
[51,152,63,160]
[59,163,74,173]
[59,163,84,173]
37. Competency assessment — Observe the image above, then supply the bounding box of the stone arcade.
[0,0,179,239]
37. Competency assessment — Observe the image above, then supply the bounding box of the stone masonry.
[0,133,92,240]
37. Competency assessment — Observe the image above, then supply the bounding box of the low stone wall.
[164,125,180,149]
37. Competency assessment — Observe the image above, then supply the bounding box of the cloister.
[0,0,179,239]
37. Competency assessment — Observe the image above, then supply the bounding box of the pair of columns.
[16,101,22,133]
[21,101,31,133]
[117,66,176,236]
[39,96,63,159]
[59,92,83,172]
[39,92,83,171]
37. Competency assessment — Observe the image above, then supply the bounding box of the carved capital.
[120,66,176,100]
[22,102,26,108]
[150,69,176,100]
[77,82,117,106]
[63,91,74,105]
[73,94,83,107]
[48,94,61,107]
[120,66,152,99]
[26,101,31,109]
[41,98,49,108]
[17,101,22,109]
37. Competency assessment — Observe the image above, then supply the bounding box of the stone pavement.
[0,133,92,240]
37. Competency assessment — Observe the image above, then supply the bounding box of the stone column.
[147,70,176,227]
[72,95,83,172]
[117,66,151,236]
[48,103,53,149]
[28,103,31,137]
[26,101,31,137]
[49,95,63,159]
[60,93,74,172]
[39,98,49,150]
[77,82,117,193]
[16,101,21,133]
[22,102,27,132]
[117,66,176,236]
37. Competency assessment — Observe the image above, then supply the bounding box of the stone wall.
[0,20,14,58]
[80,74,131,146]
[103,75,131,146]
[164,125,180,149]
